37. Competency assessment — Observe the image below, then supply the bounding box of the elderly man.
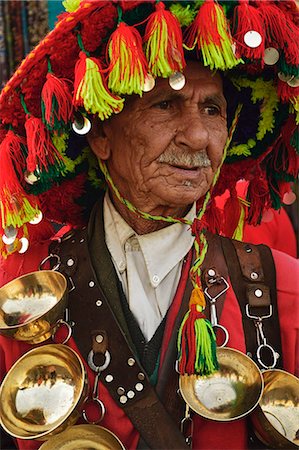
[0,1,298,450]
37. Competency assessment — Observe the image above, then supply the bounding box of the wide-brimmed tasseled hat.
[0,0,298,257]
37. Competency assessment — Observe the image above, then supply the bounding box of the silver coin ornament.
[24,170,39,185]
[169,72,186,91]
[287,76,299,88]
[142,73,155,92]
[72,116,92,135]
[283,191,296,205]
[263,47,279,66]
[29,211,43,225]
[244,30,262,49]
[4,225,17,239]
[2,234,16,245]
[277,72,294,83]
[18,237,29,254]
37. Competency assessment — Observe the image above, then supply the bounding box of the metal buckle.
[245,304,273,321]
[204,277,229,302]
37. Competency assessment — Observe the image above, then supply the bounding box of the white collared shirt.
[104,194,195,342]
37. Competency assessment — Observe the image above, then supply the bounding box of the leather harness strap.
[50,228,189,450]
[220,237,283,369]
[49,227,282,450]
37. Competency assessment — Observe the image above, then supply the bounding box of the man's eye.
[203,105,220,116]
[153,100,171,110]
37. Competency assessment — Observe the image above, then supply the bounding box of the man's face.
[92,61,228,214]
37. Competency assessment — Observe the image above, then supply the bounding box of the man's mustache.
[158,150,211,168]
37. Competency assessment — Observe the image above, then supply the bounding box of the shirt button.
[152,275,159,285]
[119,261,126,272]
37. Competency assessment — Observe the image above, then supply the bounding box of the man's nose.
[174,114,209,151]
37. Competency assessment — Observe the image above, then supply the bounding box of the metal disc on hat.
[169,72,186,91]
[18,237,29,254]
[142,73,155,92]
[72,116,91,135]
[283,191,296,205]
[4,225,17,240]
[2,234,16,245]
[244,31,262,48]
[24,170,39,185]
[29,211,43,225]
[287,76,299,87]
[263,48,279,66]
[278,72,293,83]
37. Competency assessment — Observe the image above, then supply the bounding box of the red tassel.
[144,2,185,77]
[257,2,299,65]
[25,116,63,172]
[247,169,270,225]
[205,198,222,234]
[107,22,148,95]
[232,0,264,60]
[41,72,73,130]
[277,80,299,103]
[270,118,299,178]
[0,130,38,230]
[223,189,241,238]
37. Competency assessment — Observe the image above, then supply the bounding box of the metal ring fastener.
[51,319,72,345]
[87,350,111,373]
[256,343,279,369]
[82,398,106,424]
[212,324,229,348]
[39,253,61,271]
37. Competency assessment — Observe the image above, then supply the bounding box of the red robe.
[0,240,298,450]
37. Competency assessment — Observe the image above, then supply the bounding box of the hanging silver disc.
[283,191,296,205]
[287,76,299,88]
[169,72,186,91]
[244,30,262,49]
[18,237,29,254]
[24,170,39,185]
[142,73,155,92]
[72,116,91,135]
[4,225,17,239]
[29,211,43,225]
[2,234,16,245]
[263,47,279,66]
[278,72,293,83]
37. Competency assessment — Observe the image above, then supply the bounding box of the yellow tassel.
[73,52,124,120]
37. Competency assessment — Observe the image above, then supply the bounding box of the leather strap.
[220,237,283,369]
[50,228,189,450]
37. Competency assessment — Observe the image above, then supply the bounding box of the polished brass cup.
[179,347,264,421]
[38,424,126,450]
[0,344,88,441]
[251,369,299,449]
[0,270,67,343]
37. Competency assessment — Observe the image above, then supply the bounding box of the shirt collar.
[104,193,195,285]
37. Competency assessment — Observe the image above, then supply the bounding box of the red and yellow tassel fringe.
[108,22,148,96]
[73,51,124,120]
[185,0,242,70]
[144,1,185,77]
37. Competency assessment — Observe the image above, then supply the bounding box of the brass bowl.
[251,369,299,449]
[179,347,263,421]
[38,424,126,449]
[0,270,67,343]
[0,344,88,441]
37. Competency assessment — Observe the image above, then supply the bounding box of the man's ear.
[87,117,111,160]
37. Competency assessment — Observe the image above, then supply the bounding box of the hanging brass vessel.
[38,424,126,450]
[0,344,88,441]
[0,270,67,343]
[179,347,263,421]
[251,369,299,449]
